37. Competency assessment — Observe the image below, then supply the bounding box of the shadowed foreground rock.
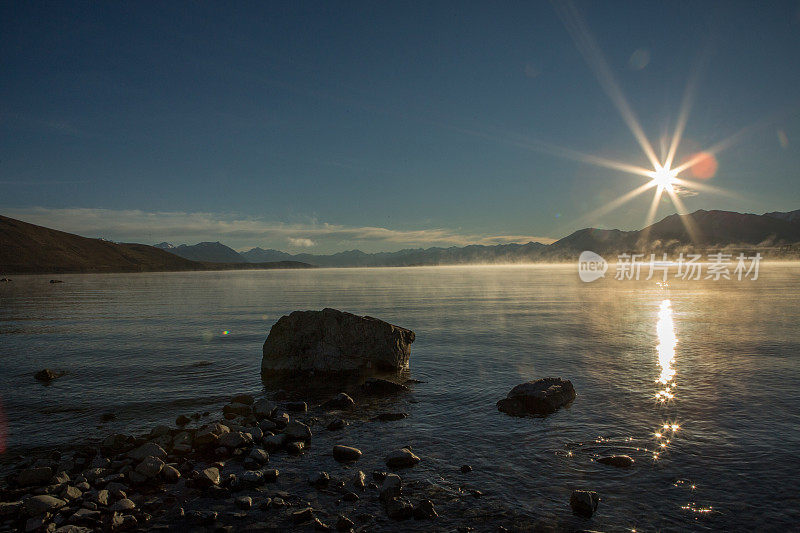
[497,377,576,417]
[261,308,415,373]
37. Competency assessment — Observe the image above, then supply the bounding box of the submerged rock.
[496,377,576,417]
[34,369,64,382]
[261,308,415,373]
[361,378,409,395]
[596,455,634,467]
[570,489,599,518]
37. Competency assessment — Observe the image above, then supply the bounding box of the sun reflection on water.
[655,299,678,402]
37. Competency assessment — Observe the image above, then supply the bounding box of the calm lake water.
[2,265,800,530]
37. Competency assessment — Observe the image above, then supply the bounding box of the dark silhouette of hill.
[0,215,314,274]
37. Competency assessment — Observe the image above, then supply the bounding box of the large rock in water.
[497,377,576,417]
[261,308,415,373]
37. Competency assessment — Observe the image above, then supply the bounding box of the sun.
[650,166,678,192]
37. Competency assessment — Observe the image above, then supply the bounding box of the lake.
[2,264,799,530]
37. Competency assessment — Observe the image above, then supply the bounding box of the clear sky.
[2,1,799,253]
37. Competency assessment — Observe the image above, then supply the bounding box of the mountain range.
[0,215,313,274]
[155,208,800,267]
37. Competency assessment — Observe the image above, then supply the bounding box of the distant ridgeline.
[0,215,314,274]
[2,208,799,274]
[157,209,800,267]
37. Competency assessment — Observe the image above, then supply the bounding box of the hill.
[0,216,314,274]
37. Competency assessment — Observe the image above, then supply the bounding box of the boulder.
[261,308,414,373]
[496,377,576,417]
[570,490,599,518]
[379,474,402,501]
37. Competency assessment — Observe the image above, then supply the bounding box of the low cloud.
[287,237,316,248]
[1,207,555,252]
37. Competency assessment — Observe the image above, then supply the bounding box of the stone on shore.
[195,422,230,446]
[496,377,576,417]
[385,448,420,468]
[284,420,312,441]
[261,308,415,373]
[253,398,276,419]
[385,497,414,520]
[332,445,362,462]
[126,442,167,461]
[17,466,53,487]
[570,490,599,518]
[134,455,165,478]
[413,499,438,520]
[24,495,66,516]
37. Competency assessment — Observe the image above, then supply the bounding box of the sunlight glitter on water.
[655,299,678,402]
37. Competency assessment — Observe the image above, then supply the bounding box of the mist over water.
[2,265,799,530]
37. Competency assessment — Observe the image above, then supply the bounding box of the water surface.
[1,265,799,530]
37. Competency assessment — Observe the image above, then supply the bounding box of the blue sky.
[2,1,799,252]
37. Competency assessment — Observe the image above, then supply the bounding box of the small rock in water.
[570,489,599,518]
[292,507,315,524]
[342,491,359,502]
[333,445,362,462]
[379,474,402,501]
[374,412,408,422]
[322,393,355,410]
[336,515,355,531]
[235,496,253,510]
[34,368,64,382]
[286,401,308,413]
[327,418,347,431]
[596,455,634,467]
[361,377,410,395]
[385,448,420,468]
[460,464,472,473]
[310,471,330,488]
[100,412,116,421]
[413,499,438,520]
[497,377,576,417]
[385,497,414,520]
[353,470,366,490]
[175,414,191,426]
[287,441,305,455]
[232,393,254,405]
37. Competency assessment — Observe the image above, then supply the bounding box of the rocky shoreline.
[1,379,546,533]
